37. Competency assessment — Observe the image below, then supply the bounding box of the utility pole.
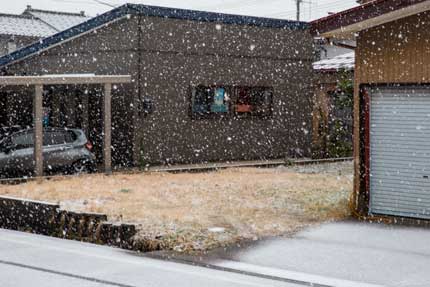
[296,0,303,21]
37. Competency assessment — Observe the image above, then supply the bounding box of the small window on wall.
[234,87,273,117]
[191,86,229,118]
[190,85,273,119]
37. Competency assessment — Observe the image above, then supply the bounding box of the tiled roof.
[0,3,309,68]
[0,7,90,39]
[24,9,90,31]
[313,52,355,72]
[0,14,57,37]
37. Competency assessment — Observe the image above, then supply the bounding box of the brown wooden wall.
[353,11,430,214]
[356,11,430,84]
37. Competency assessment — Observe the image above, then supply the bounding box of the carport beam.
[34,85,44,177]
[103,83,112,175]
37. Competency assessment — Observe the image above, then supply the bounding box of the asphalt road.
[0,229,304,287]
[3,221,429,287]
[170,221,430,287]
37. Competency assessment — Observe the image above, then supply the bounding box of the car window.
[65,131,77,143]
[12,132,34,149]
[43,132,67,146]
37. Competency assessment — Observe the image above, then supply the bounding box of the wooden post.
[103,83,112,174]
[34,85,44,177]
[81,90,89,137]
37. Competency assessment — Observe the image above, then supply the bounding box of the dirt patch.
[0,161,353,252]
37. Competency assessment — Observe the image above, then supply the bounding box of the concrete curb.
[0,196,137,250]
[146,157,354,173]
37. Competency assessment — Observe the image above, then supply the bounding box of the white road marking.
[216,260,386,287]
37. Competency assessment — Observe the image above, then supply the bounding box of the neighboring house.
[0,4,314,168]
[0,14,54,56]
[0,6,89,56]
[312,0,430,221]
[22,6,89,31]
[312,52,354,158]
[314,38,355,61]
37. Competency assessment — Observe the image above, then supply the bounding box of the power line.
[269,0,349,16]
[52,0,357,20]
[52,0,119,7]
[264,0,356,19]
[198,0,263,10]
[92,0,117,7]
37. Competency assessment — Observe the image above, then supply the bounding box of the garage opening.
[369,86,430,219]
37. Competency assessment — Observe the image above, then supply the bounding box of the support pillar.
[34,85,43,177]
[103,83,112,175]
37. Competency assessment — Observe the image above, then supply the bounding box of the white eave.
[320,1,430,39]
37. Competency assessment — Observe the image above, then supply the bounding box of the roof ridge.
[0,13,35,19]
[24,8,88,17]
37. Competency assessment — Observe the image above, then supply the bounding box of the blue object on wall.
[211,87,228,113]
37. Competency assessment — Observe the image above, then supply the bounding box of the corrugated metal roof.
[0,14,57,37]
[0,3,309,68]
[25,9,91,31]
[313,52,355,71]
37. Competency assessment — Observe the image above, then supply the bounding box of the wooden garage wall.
[356,11,430,84]
[353,11,430,214]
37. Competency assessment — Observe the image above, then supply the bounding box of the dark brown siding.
[137,16,314,164]
[5,15,314,166]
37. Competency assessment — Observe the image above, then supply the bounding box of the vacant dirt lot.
[0,161,353,252]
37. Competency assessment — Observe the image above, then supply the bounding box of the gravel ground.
[0,161,353,252]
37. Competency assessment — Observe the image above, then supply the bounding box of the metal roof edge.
[0,3,309,68]
[127,3,309,30]
[310,0,429,36]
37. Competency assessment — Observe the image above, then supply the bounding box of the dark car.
[0,128,96,178]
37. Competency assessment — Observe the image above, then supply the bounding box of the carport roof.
[0,74,132,86]
[0,3,308,68]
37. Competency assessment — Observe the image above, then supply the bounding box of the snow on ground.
[0,161,353,252]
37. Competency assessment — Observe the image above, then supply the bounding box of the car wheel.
[71,160,92,175]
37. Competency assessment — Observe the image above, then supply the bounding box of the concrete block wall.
[0,196,136,250]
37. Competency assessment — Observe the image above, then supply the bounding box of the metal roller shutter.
[370,87,430,219]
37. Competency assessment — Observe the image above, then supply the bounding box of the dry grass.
[0,162,353,252]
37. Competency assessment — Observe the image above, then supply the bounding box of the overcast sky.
[3,0,358,21]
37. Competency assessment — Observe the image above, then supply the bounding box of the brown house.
[0,4,314,168]
[312,0,430,221]
[312,52,354,158]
